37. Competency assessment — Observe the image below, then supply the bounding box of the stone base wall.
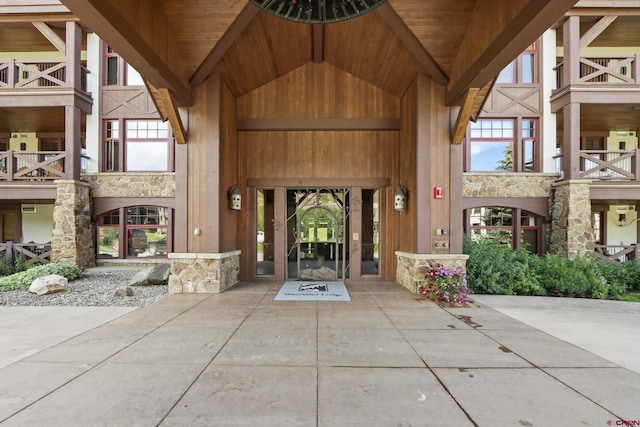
[463,173,558,198]
[395,251,468,293]
[84,173,175,197]
[550,180,595,259]
[51,180,95,269]
[168,251,240,293]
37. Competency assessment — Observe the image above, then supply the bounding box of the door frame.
[248,178,389,282]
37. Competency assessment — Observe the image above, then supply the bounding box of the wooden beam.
[451,88,479,145]
[376,3,448,86]
[447,0,579,106]
[236,118,402,131]
[158,88,188,145]
[580,16,617,50]
[60,0,193,106]
[574,0,640,7]
[312,24,324,63]
[0,14,77,23]
[32,22,66,55]
[189,3,259,88]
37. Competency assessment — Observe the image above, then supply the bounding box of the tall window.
[468,207,542,254]
[496,42,538,84]
[103,45,145,86]
[102,119,172,172]
[467,118,538,172]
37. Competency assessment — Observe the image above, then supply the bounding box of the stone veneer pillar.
[168,251,240,293]
[51,180,95,268]
[550,180,594,259]
[395,251,469,293]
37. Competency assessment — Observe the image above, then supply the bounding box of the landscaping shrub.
[464,236,545,296]
[594,258,640,295]
[537,253,606,298]
[0,263,82,292]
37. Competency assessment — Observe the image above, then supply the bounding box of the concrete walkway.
[1,282,638,426]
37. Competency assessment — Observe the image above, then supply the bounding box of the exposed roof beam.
[312,24,324,63]
[447,0,579,106]
[158,88,188,145]
[376,3,448,86]
[580,16,618,51]
[0,14,76,23]
[451,88,479,145]
[189,4,259,89]
[32,22,66,54]
[60,0,192,106]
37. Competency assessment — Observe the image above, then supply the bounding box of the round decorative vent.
[249,0,388,24]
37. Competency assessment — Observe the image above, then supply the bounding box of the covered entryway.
[253,185,382,282]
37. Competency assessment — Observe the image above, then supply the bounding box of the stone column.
[52,180,95,268]
[550,180,594,259]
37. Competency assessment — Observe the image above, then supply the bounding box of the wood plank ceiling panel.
[160,0,248,79]
[324,10,422,97]
[0,23,71,53]
[388,0,477,77]
[217,11,311,96]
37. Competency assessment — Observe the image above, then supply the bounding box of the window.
[496,42,538,84]
[102,119,172,172]
[103,45,145,86]
[468,207,542,254]
[467,119,538,172]
[97,207,169,258]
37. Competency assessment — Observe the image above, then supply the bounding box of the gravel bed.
[0,267,169,307]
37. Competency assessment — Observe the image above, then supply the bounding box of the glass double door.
[255,187,380,281]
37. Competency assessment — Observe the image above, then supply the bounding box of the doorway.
[286,188,349,281]
[253,185,382,281]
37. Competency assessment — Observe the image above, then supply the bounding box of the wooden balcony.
[555,54,640,89]
[0,241,52,265]
[0,151,66,181]
[579,149,640,181]
[0,59,88,92]
[594,244,638,263]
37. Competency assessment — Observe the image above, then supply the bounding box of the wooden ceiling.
[58,0,578,108]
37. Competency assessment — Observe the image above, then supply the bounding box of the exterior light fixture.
[228,185,242,211]
[394,184,408,212]
[249,0,388,24]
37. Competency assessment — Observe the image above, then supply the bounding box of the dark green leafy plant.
[0,263,82,292]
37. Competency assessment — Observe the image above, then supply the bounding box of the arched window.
[467,207,542,255]
[97,206,169,258]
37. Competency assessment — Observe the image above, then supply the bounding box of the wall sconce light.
[394,185,408,212]
[193,228,201,236]
[228,185,242,211]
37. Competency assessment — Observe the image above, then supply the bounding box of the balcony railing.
[0,151,66,181]
[579,149,640,180]
[0,59,88,92]
[555,54,639,89]
[0,241,52,265]
[594,244,638,262]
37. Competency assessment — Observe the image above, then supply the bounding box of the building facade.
[5,0,631,294]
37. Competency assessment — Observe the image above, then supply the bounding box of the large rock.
[129,263,170,286]
[29,274,69,295]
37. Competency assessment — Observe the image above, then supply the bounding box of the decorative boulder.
[129,263,171,286]
[29,274,69,295]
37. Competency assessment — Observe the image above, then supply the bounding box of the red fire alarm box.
[434,187,444,199]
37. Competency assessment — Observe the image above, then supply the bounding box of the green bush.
[537,253,607,298]
[0,263,82,292]
[594,258,640,295]
[464,236,545,296]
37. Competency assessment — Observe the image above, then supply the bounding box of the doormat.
[274,281,351,302]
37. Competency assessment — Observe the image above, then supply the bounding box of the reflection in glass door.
[361,189,379,275]
[286,189,349,281]
[256,189,275,276]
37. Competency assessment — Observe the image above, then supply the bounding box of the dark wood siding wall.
[188,63,452,281]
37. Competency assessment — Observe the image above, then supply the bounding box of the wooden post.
[563,16,581,86]
[562,103,580,180]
